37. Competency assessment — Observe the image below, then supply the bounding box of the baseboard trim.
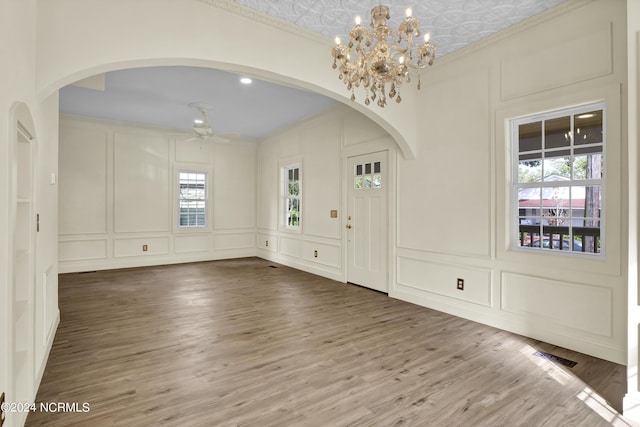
[257,251,343,282]
[33,308,60,400]
[58,249,257,273]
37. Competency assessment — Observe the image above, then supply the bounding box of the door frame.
[341,138,397,294]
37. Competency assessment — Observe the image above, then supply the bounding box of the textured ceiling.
[60,0,569,138]
[232,0,568,57]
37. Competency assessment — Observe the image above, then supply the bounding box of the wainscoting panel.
[501,272,612,337]
[58,126,108,235]
[113,132,170,233]
[213,232,255,250]
[397,256,492,307]
[257,232,277,253]
[59,239,108,261]
[501,22,612,100]
[302,239,341,269]
[114,237,169,257]
[279,235,302,258]
[174,234,211,254]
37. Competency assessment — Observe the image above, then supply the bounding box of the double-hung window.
[284,165,301,229]
[512,103,604,254]
[178,171,207,228]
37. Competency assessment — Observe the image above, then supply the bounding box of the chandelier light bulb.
[424,33,430,43]
[355,15,361,25]
[405,7,412,17]
[399,56,405,64]
[335,36,341,45]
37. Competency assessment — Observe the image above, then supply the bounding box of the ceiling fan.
[182,102,231,143]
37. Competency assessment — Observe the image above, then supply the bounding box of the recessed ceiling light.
[577,113,596,119]
[240,77,252,85]
[194,119,203,124]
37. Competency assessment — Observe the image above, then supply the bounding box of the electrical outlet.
[314,250,318,258]
[457,278,464,290]
[265,240,269,247]
[142,244,148,252]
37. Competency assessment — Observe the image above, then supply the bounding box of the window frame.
[177,169,209,229]
[510,102,606,256]
[283,163,301,230]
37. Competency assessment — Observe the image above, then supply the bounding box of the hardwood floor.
[27,258,633,426]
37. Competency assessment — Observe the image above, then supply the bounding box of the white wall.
[257,106,394,281]
[393,0,627,364]
[58,117,256,273]
[0,0,635,424]
[35,0,419,159]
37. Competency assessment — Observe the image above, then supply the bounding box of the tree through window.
[284,165,300,229]
[178,171,207,227]
[512,103,604,254]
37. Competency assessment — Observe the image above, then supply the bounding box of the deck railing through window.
[518,225,600,253]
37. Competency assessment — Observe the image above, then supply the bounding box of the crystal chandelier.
[331,5,436,107]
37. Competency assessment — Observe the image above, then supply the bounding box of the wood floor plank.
[26,258,636,427]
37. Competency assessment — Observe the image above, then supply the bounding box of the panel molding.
[59,239,108,261]
[213,231,255,250]
[279,235,302,258]
[113,132,170,233]
[113,236,170,258]
[391,283,624,364]
[257,232,278,252]
[174,234,211,254]
[302,239,341,269]
[59,248,257,274]
[501,21,613,100]
[58,126,109,235]
[396,255,492,307]
[501,271,613,337]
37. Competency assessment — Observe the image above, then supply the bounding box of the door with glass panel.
[346,151,388,292]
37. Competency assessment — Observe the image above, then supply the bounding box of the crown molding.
[196,0,333,46]
[429,0,596,68]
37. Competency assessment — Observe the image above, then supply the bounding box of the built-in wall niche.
[12,116,36,423]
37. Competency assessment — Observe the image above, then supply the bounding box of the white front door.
[346,151,388,292]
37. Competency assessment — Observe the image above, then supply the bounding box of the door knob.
[346,224,352,229]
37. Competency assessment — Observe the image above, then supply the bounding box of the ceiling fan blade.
[179,136,202,143]
[211,135,231,144]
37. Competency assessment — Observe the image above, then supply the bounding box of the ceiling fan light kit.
[182,102,230,143]
[331,4,436,107]
[192,108,213,137]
